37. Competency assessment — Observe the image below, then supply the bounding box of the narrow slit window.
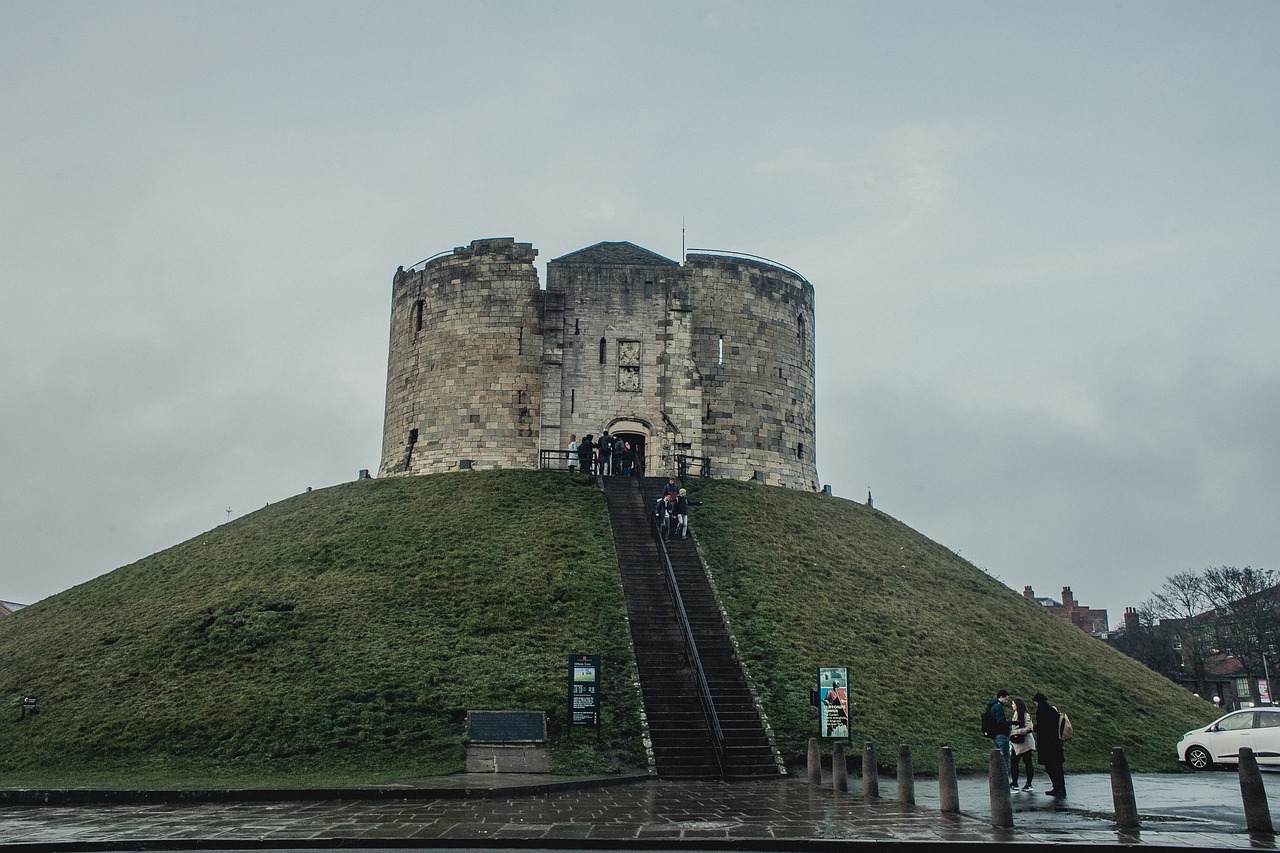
[412,300,424,337]
[599,337,607,364]
[717,335,724,366]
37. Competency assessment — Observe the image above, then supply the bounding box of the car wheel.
[1186,745,1213,770]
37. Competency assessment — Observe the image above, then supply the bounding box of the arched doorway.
[606,419,652,478]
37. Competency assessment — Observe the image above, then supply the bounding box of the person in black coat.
[1032,691,1066,797]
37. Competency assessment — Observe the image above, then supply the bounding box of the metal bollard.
[897,744,915,804]
[863,741,880,798]
[989,749,1014,828]
[807,738,822,786]
[938,746,960,813]
[833,741,849,792]
[1239,747,1274,835]
[1110,747,1139,830]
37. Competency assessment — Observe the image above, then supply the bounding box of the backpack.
[981,704,998,738]
[1058,712,1074,742]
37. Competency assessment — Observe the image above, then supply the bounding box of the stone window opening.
[644,279,653,299]
[798,315,806,354]
[517,326,524,355]
[404,428,419,469]
[718,335,724,366]
[571,388,576,414]
[599,337,607,364]
[574,318,580,335]
[412,300,424,338]
[797,442,805,460]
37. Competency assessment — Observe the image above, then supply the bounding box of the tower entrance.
[605,419,652,478]
[612,432,647,477]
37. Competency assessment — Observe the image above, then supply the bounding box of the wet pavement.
[0,771,1277,849]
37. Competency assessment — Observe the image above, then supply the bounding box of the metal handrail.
[404,248,455,274]
[539,449,579,471]
[676,454,712,480]
[650,502,726,778]
[684,248,809,283]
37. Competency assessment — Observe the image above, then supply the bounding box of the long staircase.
[603,475,779,779]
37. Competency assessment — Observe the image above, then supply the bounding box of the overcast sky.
[2,1,1277,624]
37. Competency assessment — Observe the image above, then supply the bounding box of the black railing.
[676,454,712,480]
[539,449,583,471]
[650,503,725,778]
[684,248,809,283]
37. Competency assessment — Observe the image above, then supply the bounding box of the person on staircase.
[675,489,690,538]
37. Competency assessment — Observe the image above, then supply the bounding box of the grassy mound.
[0,471,1215,786]
[0,471,642,786]
[686,478,1213,772]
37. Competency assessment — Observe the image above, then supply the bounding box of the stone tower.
[379,237,818,490]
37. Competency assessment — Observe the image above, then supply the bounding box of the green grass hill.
[0,471,1215,787]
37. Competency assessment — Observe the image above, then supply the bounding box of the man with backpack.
[1032,691,1068,797]
[983,690,1013,779]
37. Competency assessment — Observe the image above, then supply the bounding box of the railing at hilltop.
[403,249,455,274]
[676,454,711,480]
[684,248,809,283]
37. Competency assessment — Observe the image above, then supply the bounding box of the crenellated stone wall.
[379,238,819,490]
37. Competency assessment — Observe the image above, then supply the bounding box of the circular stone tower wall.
[685,253,818,490]
[379,238,543,476]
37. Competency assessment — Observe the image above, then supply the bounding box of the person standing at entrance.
[612,436,625,475]
[567,434,578,472]
[598,431,611,476]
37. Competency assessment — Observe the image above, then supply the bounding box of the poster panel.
[818,666,850,739]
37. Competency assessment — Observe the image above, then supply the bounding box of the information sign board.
[569,653,601,728]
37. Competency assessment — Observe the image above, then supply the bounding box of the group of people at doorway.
[566,432,641,477]
[985,689,1069,797]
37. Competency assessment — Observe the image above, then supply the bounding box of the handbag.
[1010,733,1025,744]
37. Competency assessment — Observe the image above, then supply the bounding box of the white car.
[1177,708,1280,769]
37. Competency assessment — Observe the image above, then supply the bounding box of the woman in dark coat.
[1032,691,1066,797]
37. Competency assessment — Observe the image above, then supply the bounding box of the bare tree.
[1114,597,1178,674]
[1202,566,1280,705]
[1155,570,1215,696]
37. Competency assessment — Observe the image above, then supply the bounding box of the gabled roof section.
[550,241,679,267]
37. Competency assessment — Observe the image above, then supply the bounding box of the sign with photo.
[818,666,850,739]
[568,654,601,728]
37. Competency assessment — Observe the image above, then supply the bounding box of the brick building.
[1023,585,1109,634]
